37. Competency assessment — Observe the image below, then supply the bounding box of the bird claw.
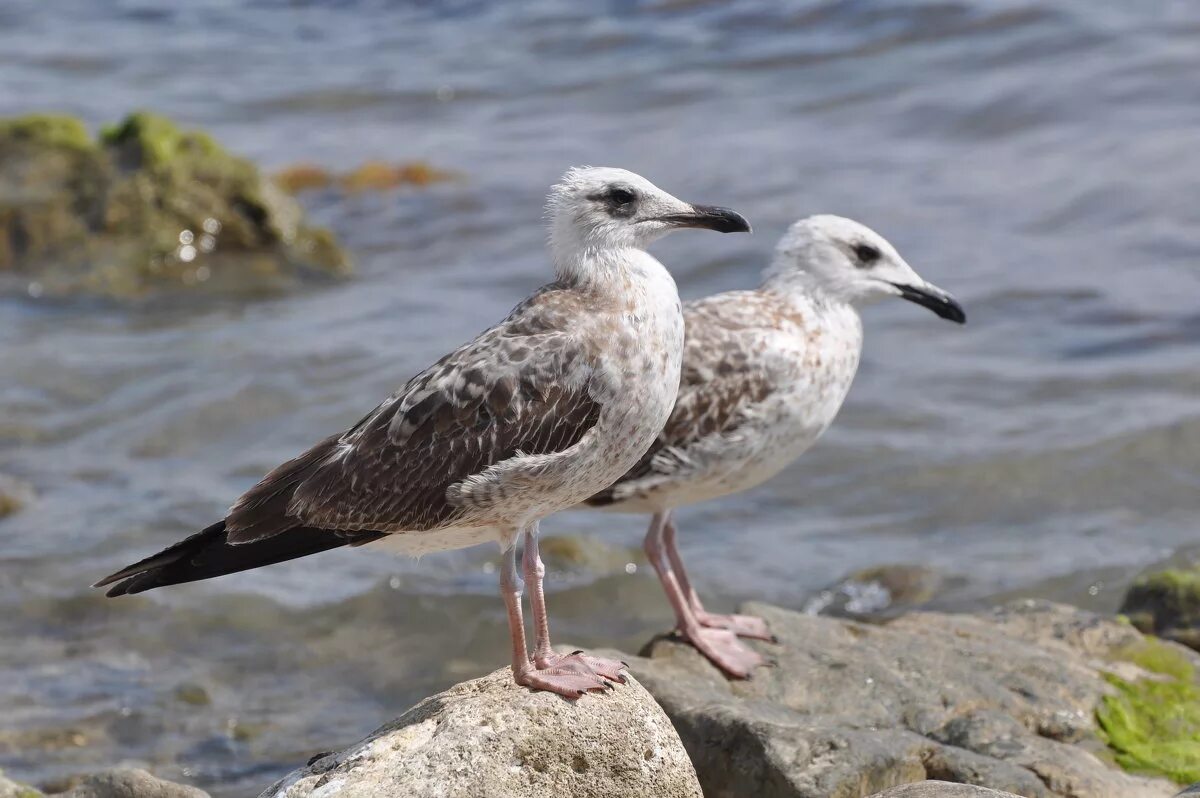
[514,662,611,698]
[539,650,629,683]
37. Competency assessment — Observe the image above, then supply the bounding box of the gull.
[583,215,965,677]
[95,167,750,698]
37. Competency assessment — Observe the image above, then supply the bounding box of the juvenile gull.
[584,215,964,677]
[95,167,750,697]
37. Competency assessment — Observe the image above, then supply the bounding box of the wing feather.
[226,285,604,542]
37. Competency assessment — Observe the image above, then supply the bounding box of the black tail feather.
[95,520,386,597]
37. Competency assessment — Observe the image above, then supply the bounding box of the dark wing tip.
[92,520,229,597]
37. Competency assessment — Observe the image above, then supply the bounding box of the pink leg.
[525,525,627,684]
[501,539,608,698]
[644,511,764,679]
[663,513,775,642]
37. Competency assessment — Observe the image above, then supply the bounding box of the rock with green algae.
[1120,567,1200,651]
[0,112,349,299]
[1097,639,1200,784]
[625,599,1185,798]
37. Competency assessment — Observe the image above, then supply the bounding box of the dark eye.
[853,243,881,266]
[607,186,636,205]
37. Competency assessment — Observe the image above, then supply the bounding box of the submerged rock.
[274,160,455,194]
[0,112,349,299]
[260,665,702,798]
[59,770,208,798]
[0,473,34,518]
[628,600,1186,798]
[1120,567,1200,651]
[803,564,949,619]
[867,783,1022,797]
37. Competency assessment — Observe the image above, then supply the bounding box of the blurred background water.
[1,0,1199,794]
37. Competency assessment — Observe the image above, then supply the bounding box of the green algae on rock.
[1121,568,1200,652]
[1097,639,1200,784]
[0,112,350,299]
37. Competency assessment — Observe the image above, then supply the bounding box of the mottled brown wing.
[587,292,775,505]
[226,286,604,542]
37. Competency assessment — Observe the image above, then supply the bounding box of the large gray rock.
[61,770,208,798]
[868,783,1022,797]
[628,600,1183,798]
[260,666,702,798]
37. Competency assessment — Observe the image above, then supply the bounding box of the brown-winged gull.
[584,215,964,677]
[94,166,750,697]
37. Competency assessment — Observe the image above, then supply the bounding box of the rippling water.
[2,1,1199,794]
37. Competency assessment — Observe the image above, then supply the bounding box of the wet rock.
[274,160,455,194]
[1120,567,1200,651]
[0,474,34,518]
[0,769,43,798]
[628,600,1185,798]
[260,665,702,798]
[171,683,211,707]
[60,770,207,798]
[0,112,349,299]
[803,564,949,619]
[537,534,642,576]
[867,783,1022,797]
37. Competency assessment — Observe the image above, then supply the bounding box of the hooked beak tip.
[653,205,751,234]
[892,282,966,324]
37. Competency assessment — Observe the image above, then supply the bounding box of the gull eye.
[853,243,881,267]
[607,186,636,206]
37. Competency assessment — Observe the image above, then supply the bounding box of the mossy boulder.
[0,112,349,298]
[1121,567,1200,651]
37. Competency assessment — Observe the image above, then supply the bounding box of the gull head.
[546,167,750,260]
[769,214,965,324]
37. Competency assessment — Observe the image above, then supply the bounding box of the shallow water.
[2,1,1199,794]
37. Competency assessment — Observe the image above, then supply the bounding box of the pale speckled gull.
[95,166,750,698]
[584,215,964,677]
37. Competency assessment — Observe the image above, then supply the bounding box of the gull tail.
[94,520,386,597]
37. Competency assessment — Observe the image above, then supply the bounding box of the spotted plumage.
[588,289,862,512]
[95,166,751,699]
[582,214,964,679]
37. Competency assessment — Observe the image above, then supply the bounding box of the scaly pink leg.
[525,525,627,684]
[501,534,609,698]
[663,513,775,642]
[645,511,764,679]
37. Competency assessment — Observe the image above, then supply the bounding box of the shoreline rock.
[259,666,702,798]
[867,783,1023,797]
[626,600,1188,798]
[0,768,206,798]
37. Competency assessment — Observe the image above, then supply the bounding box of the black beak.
[652,204,752,234]
[891,283,967,324]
